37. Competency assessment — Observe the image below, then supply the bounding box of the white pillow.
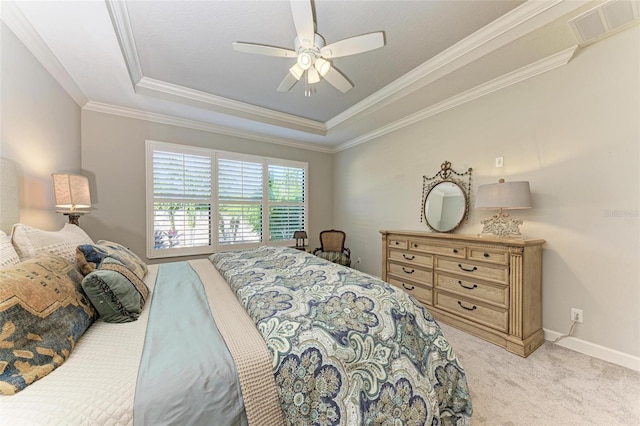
[11,223,94,263]
[0,230,20,269]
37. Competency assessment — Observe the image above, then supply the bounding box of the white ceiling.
[2,1,615,152]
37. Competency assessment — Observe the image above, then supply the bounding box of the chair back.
[319,230,346,253]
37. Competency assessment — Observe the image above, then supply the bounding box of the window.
[146,141,307,258]
[147,143,213,258]
[268,164,306,242]
[217,156,263,245]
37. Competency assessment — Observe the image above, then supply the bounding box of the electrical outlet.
[571,308,583,323]
[495,156,504,167]
[356,257,361,264]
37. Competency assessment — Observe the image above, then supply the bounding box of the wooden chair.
[313,229,351,267]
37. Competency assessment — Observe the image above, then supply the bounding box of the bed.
[0,224,472,425]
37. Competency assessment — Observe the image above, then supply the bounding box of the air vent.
[569,0,639,46]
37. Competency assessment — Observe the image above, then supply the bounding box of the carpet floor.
[438,323,640,425]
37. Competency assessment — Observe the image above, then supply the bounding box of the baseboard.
[544,328,640,372]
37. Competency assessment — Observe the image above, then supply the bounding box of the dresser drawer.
[389,277,432,305]
[468,247,509,265]
[435,273,508,308]
[436,258,508,284]
[435,291,508,332]
[388,262,432,285]
[388,237,408,250]
[408,240,466,259]
[388,249,433,268]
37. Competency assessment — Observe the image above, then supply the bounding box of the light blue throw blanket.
[133,262,247,425]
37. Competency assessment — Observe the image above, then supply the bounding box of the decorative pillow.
[315,251,352,267]
[0,231,20,269]
[81,257,150,323]
[10,223,93,263]
[0,255,97,394]
[76,240,147,279]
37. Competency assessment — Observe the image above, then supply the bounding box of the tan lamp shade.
[476,180,532,210]
[293,230,308,240]
[52,173,91,212]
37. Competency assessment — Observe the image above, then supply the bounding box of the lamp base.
[60,212,86,226]
[480,211,524,237]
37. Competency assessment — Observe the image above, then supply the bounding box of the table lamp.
[476,179,532,237]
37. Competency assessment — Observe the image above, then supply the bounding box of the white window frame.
[146,140,308,259]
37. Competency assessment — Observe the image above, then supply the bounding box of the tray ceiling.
[2,1,615,152]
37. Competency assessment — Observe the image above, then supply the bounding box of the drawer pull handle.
[402,254,415,261]
[483,252,490,258]
[453,249,458,254]
[402,283,415,291]
[458,301,477,311]
[394,241,400,245]
[402,267,415,274]
[458,264,478,272]
[413,243,418,248]
[458,281,478,290]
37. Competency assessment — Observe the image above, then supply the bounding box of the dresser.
[380,230,545,357]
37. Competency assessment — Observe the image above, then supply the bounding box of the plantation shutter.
[268,164,306,242]
[151,148,213,255]
[217,157,263,244]
[146,141,308,258]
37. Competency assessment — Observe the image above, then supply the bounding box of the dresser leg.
[506,329,545,357]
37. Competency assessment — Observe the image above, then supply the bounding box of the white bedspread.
[0,265,158,426]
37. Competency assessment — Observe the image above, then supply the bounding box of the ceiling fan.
[232,0,385,95]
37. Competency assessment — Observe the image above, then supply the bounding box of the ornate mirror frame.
[420,161,472,233]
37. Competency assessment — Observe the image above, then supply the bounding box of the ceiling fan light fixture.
[297,52,313,70]
[315,57,331,76]
[307,67,321,84]
[289,63,304,80]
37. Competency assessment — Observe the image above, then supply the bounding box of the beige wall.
[0,23,81,233]
[80,110,334,263]
[3,15,638,363]
[334,27,640,358]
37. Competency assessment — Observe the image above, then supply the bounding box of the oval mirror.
[423,181,467,233]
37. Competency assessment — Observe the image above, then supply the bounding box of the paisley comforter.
[210,246,472,425]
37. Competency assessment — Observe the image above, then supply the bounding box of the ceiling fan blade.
[321,32,385,58]
[277,72,299,92]
[323,67,353,93]
[290,0,315,48]
[232,42,297,58]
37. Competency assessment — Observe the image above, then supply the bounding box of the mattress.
[0,265,158,425]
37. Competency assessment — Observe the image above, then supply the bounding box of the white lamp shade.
[314,58,331,76]
[476,180,532,210]
[52,174,91,211]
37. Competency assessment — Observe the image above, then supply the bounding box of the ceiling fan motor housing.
[294,34,325,70]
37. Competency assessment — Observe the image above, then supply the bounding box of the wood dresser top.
[379,230,545,247]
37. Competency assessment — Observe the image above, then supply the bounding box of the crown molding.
[136,77,327,135]
[0,1,88,106]
[105,0,142,85]
[326,0,585,130]
[335,45,578,153]
[106,0,326,136]
[83,101,335,154]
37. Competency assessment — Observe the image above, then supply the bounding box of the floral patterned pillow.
[76,240,147,279]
